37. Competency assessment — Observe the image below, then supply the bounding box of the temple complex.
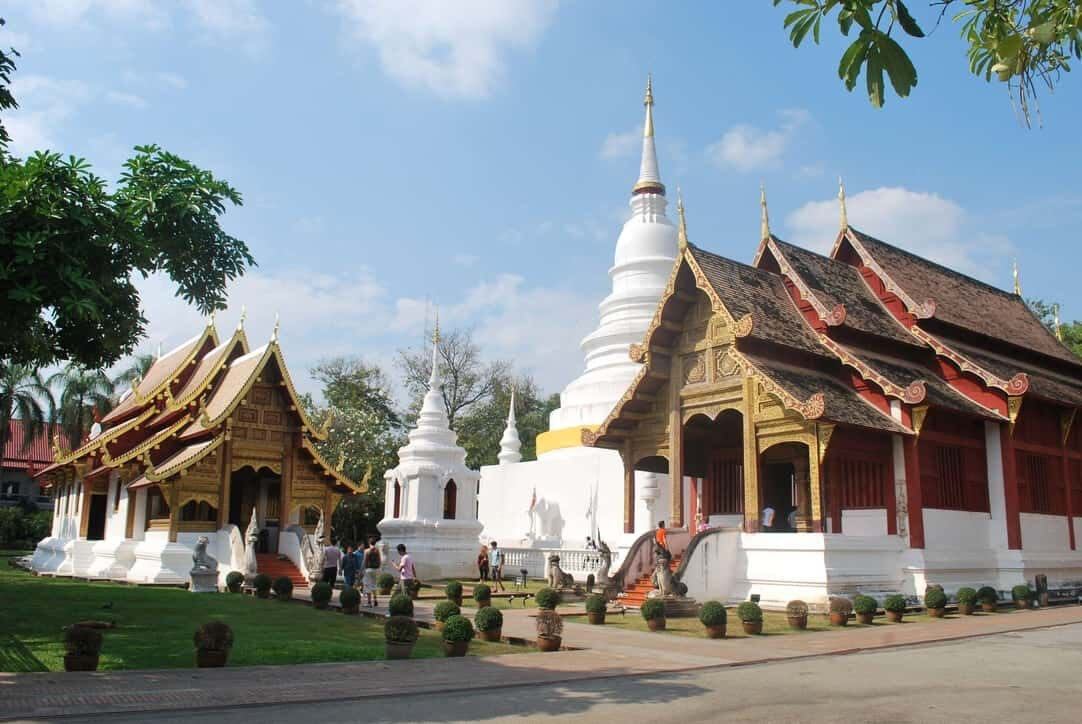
[30,319,366,586]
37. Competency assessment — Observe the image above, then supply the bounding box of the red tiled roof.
[2,421,69,470]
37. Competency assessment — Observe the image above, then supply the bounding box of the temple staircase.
[256,553,308,590]
[619,554,682,608]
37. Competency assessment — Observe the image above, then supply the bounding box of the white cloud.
[707,108,809,172]
[332,0,559,99]
[6,75,91,155]
[785,186,1011,279]
[184,0,269,54]
[105,90,148,110]
[600,125,642,160]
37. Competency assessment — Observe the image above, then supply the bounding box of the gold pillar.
[78,479,91,539]
[669,358,684,528]
[218,437,233,528]
[808,433,824,532]
[280,434,295,530]
[167,482,181,543]
[623,443,635,534]
[742,376,760,531]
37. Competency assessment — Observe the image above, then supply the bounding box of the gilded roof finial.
[207,310,216,328]
[271,312,280,343]
[237,305,247,331]
[838,176,848,230]
[432,306,440,346]
[676,185,688,249]
[643,74,654,138]
[1013,259,1021,296]
[156,341,162,360]
[760,184,771,240]
[1054,303,1063,341]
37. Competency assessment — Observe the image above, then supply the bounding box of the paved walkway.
[3,605,1081,721]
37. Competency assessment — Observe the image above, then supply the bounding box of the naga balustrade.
[498,547,621,582]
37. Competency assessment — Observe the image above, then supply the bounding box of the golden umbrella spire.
[760,184,771,240]
[1013,259,1022,296]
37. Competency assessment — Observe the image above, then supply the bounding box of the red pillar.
[1062,435,1076,550]
[885,454,898,536]
[903,437,925,549]
[999,424,1023,550]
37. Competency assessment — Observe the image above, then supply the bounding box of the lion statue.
[651,542,686,598]
[191,536,219,573]
[595,540,612,585]
[546,553,574,589]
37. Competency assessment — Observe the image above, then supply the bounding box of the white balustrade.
[498,547,621,582]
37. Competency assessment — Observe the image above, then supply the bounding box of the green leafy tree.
[0,24,255,370]
[455,379,559,469]
[0,360,53,455]
[1027,298,1082,357]
[112,353,156,391]
[773,0,1082,124]
[47,364,114,446]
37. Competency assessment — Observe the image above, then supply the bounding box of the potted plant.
[737,601,763,635]
[829,597,852,626]
[340,586,361,615]
[1012,584,1033,610]
[956,587,977,616]
[445,580,464,606]
[405,578,422,600]
[535,609,563,651]
[378,573,396,596]
[225,571,244,594]
[384,615,419,660]
[63,625,103,671]
[640,598,666,631]
[883,594,906,622]
[699,600,727,638]
[441,614,474,657]
[535,587,561,610]
[309,581,331,609]
[925,587,948,618]
[432,600,461,631]
[193,621,233,668]
[389,593,414,617]
[253,573,272,599]
[272,576,293,602]
[977,586,998,613]
[473,583,492,608]
[475,606,503,642]
[585,594,607,625]
[852,594,877,624]
[786,600,808,630]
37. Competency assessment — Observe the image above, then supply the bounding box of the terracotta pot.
[476,599,491,609]
[587,612,605,625]
[480,628,502,642]
[705,624,726,639]
[830,612,849,626]
[537,635,562,652]
[856,612,875,625]
[63,653,99,672]
[958,603,974,616]
[1014,599,1030,610]
[787,615,807,630]
[385,640,414,660]
[443,640,469,657]
[981,602,997,613]
[342,605,359,615]
[927,607,945,618]
[647,617,666,631]
[886,610,903,623]
[741,620,763,635]
[195,649,229,668]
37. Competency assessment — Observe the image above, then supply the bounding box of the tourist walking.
[655,521,668,552]
[322,540,341,585]
[341,544,358,588]
[489,541,505,592]
[394,543,416,596]
[477,544,489,582]
[362,536,382,607]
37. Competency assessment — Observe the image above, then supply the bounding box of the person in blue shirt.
[489,541,505,593]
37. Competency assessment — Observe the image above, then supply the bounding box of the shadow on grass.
[0,634,48,672]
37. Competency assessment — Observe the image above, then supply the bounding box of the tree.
[112,353,156,391]
[774,1,1082,124]
[0,361,53,455]
[1027,298,1082,357]
[454,379,560,469]
[0,23,256,370]
[47,364,114,447]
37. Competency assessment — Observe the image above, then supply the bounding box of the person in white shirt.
[761,506,776,531]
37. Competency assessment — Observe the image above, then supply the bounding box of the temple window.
[145,486,171,529]
[918,411,989,513]
[393,481,401,518]
[180,500,217,523]
[443,479,457,520]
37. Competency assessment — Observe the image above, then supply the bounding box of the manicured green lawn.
[0,567,520,672]
[430,579,562,610]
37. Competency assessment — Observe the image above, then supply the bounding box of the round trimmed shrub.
[339,586,361,610]
[977,586,998,604]
[64,625,103,655]
[883,594,907,613]
[473,583,492,602]
[699,601,727,627]
[640,598,665,621]
[310,582,333,607]
[377,572,396,591]
[853,594,877,615]
[956,587,978,605]
[445,581,464,600]
[385,615,419,643]
[536,609,563,638]
[535,587,560,610]
[388,593,414,617]
[253,573,272,595]
[272,576,293,600]
[433,600,461,622]
[225,571,244,592]
[925,587,948,610]
[441,614,474,642]
[1011,584,1032,602]
[194,621,233,651]
[786,600,808,618]
[585,594,607,614]
[829,596,853,614]
[474,606,503,632]
[736,601,763,623]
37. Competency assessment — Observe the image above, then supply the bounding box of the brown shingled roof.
[943,337,1082,407]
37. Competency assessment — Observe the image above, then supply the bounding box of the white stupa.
[378,323,482,579]
[497,388,522,466]
[477,78,678,553]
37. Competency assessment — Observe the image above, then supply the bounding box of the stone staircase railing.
[499,547,621,582]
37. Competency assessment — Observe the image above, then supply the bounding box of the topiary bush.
[385,615,419,643]
[194,621,233,651]
[441,615,474,642]
[474,606,503,632]
[925,587,948,609]
[445,581,464,600]
[377,572,396,591]
[473,583,492,602]
[853,594,877,615]
[433,600,461,622]
[737,601,763,622]
[640,598,665,621]
[829,596,853,614]
[977,586,998,604]
[699,601,727,627]
[956,587,978,605]
[535,587,561,610]
[786,600,809,617]
[585,594,607,614]
[310,582,333,607]
[1011,584,1032,602]
[388,593,414,617]
[253,573,272,596]
[339,586,361,610]
[225,571,244,592]
[883,594,907,613]
[64,625,103,655]
[272,576,293,600]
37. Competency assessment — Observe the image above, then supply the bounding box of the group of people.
[320,537,385,607]
[475,540,506,592]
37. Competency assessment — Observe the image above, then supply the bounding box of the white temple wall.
[1074,519,1082,549]
[130,488,147,541]
[1020,513,1072,551]
[922,509,991,550]
[984,420,1011,549]
[841,508,889,536]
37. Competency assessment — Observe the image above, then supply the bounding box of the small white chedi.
[377,324,482,580]
[477,78,678,552]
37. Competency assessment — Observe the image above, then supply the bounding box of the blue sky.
[4,1,1081,398]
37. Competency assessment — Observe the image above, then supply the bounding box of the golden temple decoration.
[237,305,247,331]
[102,416,190,468]
[1012,259,1021,296]
[1054,304,1063,341]
[817,422,836,465]
[271,312,280,343]
[910,404,929,436]
[336,452,345,472]
[733,314,754,338]
[1007,395,1024,432]
[318,410,333,439]
[760,184,770,240]
[838,176,848,230]
[1061,408,1076,446]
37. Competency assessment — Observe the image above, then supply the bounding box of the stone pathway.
[3,605,1080,721]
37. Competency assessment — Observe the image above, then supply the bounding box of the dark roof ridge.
[688,240,784,281]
